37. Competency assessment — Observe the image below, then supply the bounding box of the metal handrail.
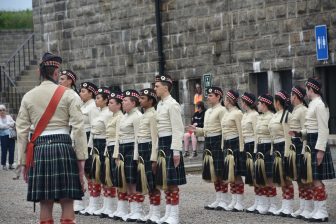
[2,33,35,85]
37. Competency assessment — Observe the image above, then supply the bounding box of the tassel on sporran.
[156,150,167,190]
[301,145,313,184]
[255,152,267,187]
[104,150,113,187]
[136,156,149,195]
[89,147,101,183]
[223,149,235,183]
[116,153,127,193]
[202,149,216,182]
[272,151,285,187]
[286,144,297,181]
[245,152,254,186]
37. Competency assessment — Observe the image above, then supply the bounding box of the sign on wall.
[315,25,329,61]
[203,73,212,97]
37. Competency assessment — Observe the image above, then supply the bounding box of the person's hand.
[77,160,86,192]
[187,125,196,132]
[152,161,157,174]
[173,155,180,168]
[115,158,120,166]
[288,131,302,137]
[316,150,325,166]
[22,166,28,183]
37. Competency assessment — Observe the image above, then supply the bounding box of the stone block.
[256,8,266,21]
[308,0,321,13]
[287,2,297,18]
[255,37,271,50]
[95,34,111,46]
[54,2,66,12]
[275,5,286,18]
[247,10,256,23]
[282,18,298,33]
[272,34,289,47]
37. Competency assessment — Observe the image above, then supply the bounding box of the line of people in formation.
[59,67,335,223]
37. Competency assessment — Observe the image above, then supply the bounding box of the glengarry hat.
[226,89,239,102]
[275,90,290,102]
[206,86,223,97]
[123,89,140,99]
[97,87,111,97]
[241,92,256,105]
[305,78,321,92]
[258,94,273,105]
[109,91,124,101]
[61,70,77,84]
[291,86,306,99]
[40,52,62,68]
[80,82,98,95]
[155,74,173,85]
[140,88,157,101]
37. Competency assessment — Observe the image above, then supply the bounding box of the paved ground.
[1,167,335,224]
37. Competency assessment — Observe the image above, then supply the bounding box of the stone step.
[15,80,40,87]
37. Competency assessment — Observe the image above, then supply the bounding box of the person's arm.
[315,104,329,151]
[235,112,244,152]
[149,114,158,162]
[168,103,184,153]
[7,115,15,127]
[133,112,141,160]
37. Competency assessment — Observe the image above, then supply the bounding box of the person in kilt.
[268,90,293,216]
[16,52,88,224]
[136,88,160,223]
[288,86,308,218]
[105,91,125,219]
[77,81,99,213]
[240,92,259,213]
[220,90,244,211]
[154,74,186,224]
[254,94,276,215]
[80,87,112,216]
[188,87,228,210]
[291,78,335,222]
[112,89,143,222]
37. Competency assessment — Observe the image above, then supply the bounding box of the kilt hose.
[307,133,335,180]
[204,135,224,178]
[107,145,117,186]
[27,134,83,202]
[93,138,106,183]
[242,141,255,177]
[291,137,303,182]
[256,143,273,177]
[158,136,186,186]
[137,142,155,192]
[223,137,245,177]
[118,142,137,184]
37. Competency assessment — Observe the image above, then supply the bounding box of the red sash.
[25,86,66,168]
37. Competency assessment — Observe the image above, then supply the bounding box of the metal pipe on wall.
[155,0,165,75]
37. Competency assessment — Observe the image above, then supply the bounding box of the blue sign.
[315,25,328,61]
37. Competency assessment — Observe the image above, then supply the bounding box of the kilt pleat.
[158,136,186,186]
[119,142,137,184]
[307,133,335,180]
[256,143,273,177]
[204,135,224,178]
[84,131,92,175]
[291,137,303,182]
[107,145,117,186]
[223,137,245,176]
[27,134,83,202]
[93,139,106,183]
[137,142,155,192]
[242,142,255,177]
[273,141,287,179]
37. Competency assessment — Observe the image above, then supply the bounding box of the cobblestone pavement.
[0,168,335,224]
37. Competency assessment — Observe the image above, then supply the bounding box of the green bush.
[0,10,33,29]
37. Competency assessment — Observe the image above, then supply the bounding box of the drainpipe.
[155,0,165,75]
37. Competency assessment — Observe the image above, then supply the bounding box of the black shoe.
[100,213,109,218]
[192,151,198,157]
[8,165,14,170]
[308,217,329,222]
[126,218,137,222]
[204,205,215,210]
[183,151,190,157]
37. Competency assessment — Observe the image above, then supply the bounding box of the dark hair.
[306,86,328,108]
[196,101,205,110]
[144,95,157,107]
[40,66,57,83]
[110,98,123,111]
[274,92,292,123]
[129,96,140,107]
[161,81,172,92]
[97,93,109,106]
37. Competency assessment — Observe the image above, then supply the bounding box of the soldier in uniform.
[254,94,276,215]
[268,90,293,216]
[288,86,308,218]
[154,74,186,224]
[80,87,112,216]
[188,87,227,210]
[292,78,335,222]
[240,92,259,213]
[105,91,125,219]
[136,88,160,223]
[112,89,143,222]
[74,82,98,213]
[221,90,244,211]
[16,52,87,224]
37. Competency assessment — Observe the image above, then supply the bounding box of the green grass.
[0,10,33,29]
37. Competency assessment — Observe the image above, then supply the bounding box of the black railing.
[4,33,35,83]
[0,66,23,114]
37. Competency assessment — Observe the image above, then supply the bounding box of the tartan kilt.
[291,137,304,182]
[119,142,137,184]
[307,133,335,180]
[137,142,155,192]
[256,143,273,177]
[27,134,83,202]
[223,137,245,177]
[107,145,117,186]
[204,135,224,178]
[273,142,287,178]
[242,142,255,177]
[84,131,92,175]
[158,136,186,186]
[92,139,106,183]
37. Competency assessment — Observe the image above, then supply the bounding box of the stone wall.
[32,0,336,122]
